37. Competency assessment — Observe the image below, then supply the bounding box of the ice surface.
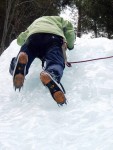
[0,37,113,150]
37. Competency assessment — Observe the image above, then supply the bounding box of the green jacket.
[17,16,75,50]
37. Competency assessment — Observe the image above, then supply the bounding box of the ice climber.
[9,16,75,105]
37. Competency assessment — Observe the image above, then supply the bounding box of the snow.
[0,37,113,150]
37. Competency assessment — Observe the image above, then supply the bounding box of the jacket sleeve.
[17,30,29,46]
[62,20,75,50]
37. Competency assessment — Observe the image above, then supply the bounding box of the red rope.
[69,55,113,64]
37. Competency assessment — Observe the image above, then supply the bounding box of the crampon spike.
[19,87,21,92]
[15,87,17,91]
[14,85,22,92]
[57,100,67,107]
